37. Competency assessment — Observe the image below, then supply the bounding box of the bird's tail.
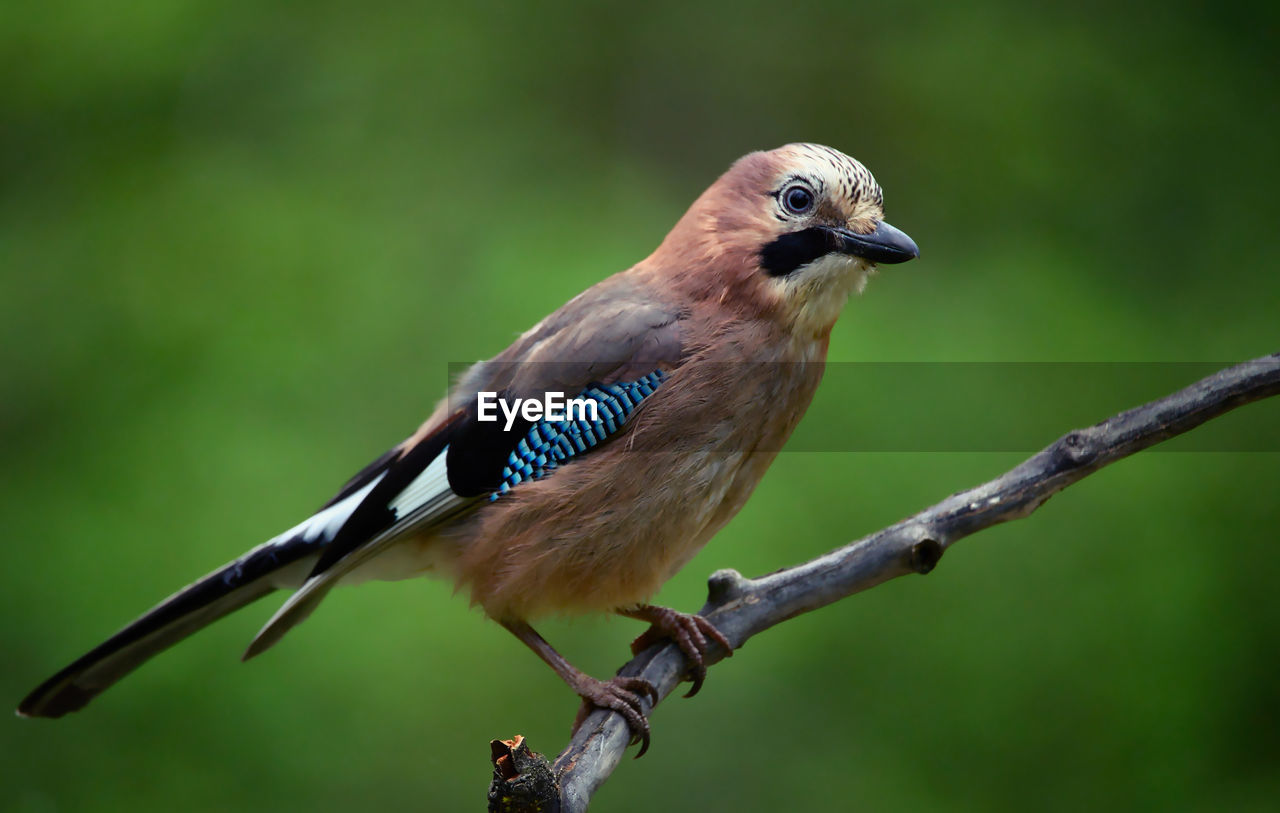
[18,464,391,719]
[17,535,319,719]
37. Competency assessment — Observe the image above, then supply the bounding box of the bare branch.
[487,352,1280,812]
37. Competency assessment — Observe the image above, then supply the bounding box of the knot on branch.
[488,736,559,813]
[910,538,943,574]
[1056,429,1099,468]
[705,569,753,608]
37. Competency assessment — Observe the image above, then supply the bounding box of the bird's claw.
[572,675,659,758]
[629,608,732,698]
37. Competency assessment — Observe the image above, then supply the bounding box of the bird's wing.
[244,276,683,657]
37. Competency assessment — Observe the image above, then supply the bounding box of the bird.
[17,143,918,754]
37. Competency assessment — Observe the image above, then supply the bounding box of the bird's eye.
[781,185,815,215]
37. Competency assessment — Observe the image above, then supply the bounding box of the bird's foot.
[571,674,659,757]
[624,605,733,698]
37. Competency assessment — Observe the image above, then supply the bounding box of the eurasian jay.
[18,143,918,752]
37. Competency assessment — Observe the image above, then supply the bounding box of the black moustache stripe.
[759,227,839,277]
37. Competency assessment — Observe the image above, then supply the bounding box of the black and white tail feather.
[17,438,469,719]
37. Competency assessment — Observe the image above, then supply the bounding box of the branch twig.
[488,352,1280,812]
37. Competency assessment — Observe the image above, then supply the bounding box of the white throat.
[776,253,875,336]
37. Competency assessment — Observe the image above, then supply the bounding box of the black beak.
[829,220,919,264]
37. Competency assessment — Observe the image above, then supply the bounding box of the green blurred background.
[3,1,1278,810]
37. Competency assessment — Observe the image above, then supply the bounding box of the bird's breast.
[432,336,828,620]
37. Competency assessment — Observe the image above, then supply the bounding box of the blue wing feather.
[491,370,667,501]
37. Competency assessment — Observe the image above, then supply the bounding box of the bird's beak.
[828,220,919,264]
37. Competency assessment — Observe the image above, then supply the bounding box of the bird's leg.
[618,605,733,698]
[500,619,659,756]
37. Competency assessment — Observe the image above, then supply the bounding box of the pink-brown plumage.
[19,143,916,747]
[419,144,889,619]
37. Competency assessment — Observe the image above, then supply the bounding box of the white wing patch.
[387,448,454,521]
[244,445,471,659]
[279,476,385,545]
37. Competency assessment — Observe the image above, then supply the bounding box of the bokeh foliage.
[2,1,1277,810]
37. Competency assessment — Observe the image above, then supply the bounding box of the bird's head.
[652,143,918,337]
